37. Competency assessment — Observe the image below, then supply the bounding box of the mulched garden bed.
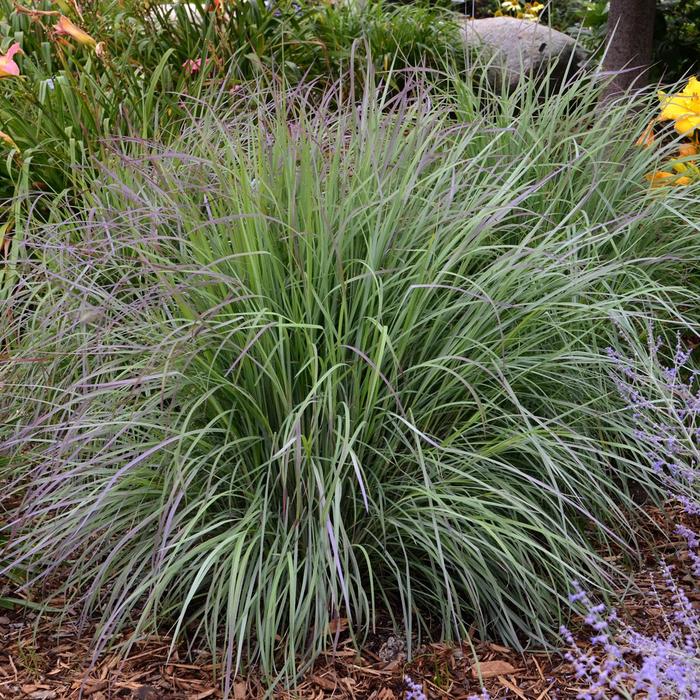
[0,610,580,700]
[1,505,697,699]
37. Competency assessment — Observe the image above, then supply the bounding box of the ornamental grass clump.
[2,73,700,689]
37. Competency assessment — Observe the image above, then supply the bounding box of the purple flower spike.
[404,675,427,700]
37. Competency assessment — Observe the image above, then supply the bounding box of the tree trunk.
[603,0,656,96]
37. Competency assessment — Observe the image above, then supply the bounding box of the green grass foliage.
[2,68,700,692]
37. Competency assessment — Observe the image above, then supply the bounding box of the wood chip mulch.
[0,610,578,700]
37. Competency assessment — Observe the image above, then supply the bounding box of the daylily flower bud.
[0,129,17,149]
[635,120,656,148]
[678,142,698,158]
[54,16,97,47]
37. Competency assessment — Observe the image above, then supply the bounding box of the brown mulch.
[1,505,698,699]
[0,611,578,700]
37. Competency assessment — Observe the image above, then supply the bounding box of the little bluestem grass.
[2,72,700,691]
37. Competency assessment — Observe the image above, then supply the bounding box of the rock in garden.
[146,2,208,25]
[378,635,406,663]
[461,17,587,91]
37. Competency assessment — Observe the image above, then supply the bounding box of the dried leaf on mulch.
[470,660,517,679]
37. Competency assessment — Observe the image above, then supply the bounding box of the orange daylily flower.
[0,43,23,78]
[645,170,692,188]
[54,15,96,47]
[678,142,698,158]
[645,170,674,185]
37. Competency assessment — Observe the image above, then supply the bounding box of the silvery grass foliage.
[2,70,700,691]
[561,332,700,700]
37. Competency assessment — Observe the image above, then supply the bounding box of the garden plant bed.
[0,598,595,699]
[2,504,697,699]
[1,1,700,697]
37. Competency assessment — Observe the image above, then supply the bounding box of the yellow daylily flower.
[54,15,96,47]
[658,76,700,136]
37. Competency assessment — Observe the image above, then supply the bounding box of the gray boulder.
[461,17,587,91]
